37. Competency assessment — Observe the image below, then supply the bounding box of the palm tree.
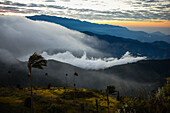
[106,85,117,113]
[65,73,68,92]
[28,52,47,113]
[73,72,78,89]
[73,72,78,99]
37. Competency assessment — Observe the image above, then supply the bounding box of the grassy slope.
[0,79,170,113]
[0,87,118,113]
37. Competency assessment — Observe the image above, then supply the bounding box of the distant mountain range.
[82,31,170,59]
[27,15,170,43]
[1,15,170,60]
[0,58,169,96]
[26,15,170,59]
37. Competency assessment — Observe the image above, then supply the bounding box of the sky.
[0,0,170,34]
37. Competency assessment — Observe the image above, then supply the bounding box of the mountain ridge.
[82,31,170,59]
[27,15,170,43]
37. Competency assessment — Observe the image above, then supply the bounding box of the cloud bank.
[42,51,146,69]
[0,48,19,65]
[0,15,146,70]
[0,16,103,58]
[0,0,169,22]
[20,51,146,70]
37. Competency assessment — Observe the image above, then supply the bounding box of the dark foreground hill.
[0,59,169,96]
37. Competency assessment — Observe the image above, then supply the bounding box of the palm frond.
[74,72,78,76]
[28,52,47,70]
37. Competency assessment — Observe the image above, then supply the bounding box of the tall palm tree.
[73,72,78,99]
[106,85,116,113]
[65,73,68,92]
[28,52,47,113]
[73,72,78,90]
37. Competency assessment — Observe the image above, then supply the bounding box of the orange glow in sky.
[89,20,170,27]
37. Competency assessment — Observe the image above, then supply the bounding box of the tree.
[47,83,51,89]
[106,85,117,113]
[73,72,78,89]
[65,73,68,93]
[106,85,116,95]
[28,52,47,113]
[73,72,78,99]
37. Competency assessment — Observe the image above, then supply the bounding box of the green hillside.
[0,87,118,113]
[0,78,169,113]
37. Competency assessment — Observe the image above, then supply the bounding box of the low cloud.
[0,16,146,69]
[0,49,18,64]
[0,16,103,58]
[20,51,146,70]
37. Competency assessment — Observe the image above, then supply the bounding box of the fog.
[0,48,18,65]
[0,16,103,58]
[0,16,146,69]
[19,51,146,70]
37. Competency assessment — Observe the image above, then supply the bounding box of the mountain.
[82,31,170,59]
[150,31,166,37]
[1,58,169,96]
[27,15,170,43]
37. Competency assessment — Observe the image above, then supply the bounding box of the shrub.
[47,83,51,89]
[47,104,66,113]
[24,97,31,108]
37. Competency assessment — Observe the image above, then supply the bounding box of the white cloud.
[0,0,169,23]
[45,0,55,2]
[0,16,103,58]
[0,15,146,70]
[37,51,145,70]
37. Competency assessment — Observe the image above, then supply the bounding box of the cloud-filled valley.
[19,51,146,70]
[41,51,146,70]
[0,16,146,69]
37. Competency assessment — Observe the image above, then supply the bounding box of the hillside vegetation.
[0,77,169,113]
[0,87,118,113]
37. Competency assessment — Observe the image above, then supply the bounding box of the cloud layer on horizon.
[0,0,169,22]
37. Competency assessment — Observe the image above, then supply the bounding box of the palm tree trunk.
[65,74,68,93]
[96,99,99,113]
[107,93,110,113]
[29,67,34,113]
[116,91,120,101]
[73,75,76,100]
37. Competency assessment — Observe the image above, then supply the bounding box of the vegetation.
[0,78,169,113]
[0,87,118,113]
[28,53,47,113]
[114,77,170,113]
